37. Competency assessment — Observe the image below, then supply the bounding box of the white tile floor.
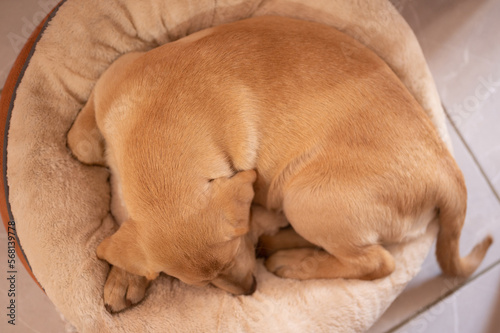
[0,0,499,332]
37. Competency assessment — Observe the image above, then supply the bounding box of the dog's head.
[97,170,258,295]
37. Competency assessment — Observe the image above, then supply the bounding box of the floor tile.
[368,118,500,333]
[399,0,500,196]
[0,0,56,88]
[392,263,500,333]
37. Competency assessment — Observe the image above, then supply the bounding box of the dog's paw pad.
[103,266,150,313]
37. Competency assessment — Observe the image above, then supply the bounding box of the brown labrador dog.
[67,16,492,312]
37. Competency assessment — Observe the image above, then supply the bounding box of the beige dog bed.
[0,0,452,332]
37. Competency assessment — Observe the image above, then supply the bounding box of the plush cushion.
[0,0,450,332]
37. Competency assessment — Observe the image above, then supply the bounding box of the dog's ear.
[67,93,106,166]
[96,219,159,280]
[214,170,257,238]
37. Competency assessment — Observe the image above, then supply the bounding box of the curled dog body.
[67,16,492,313]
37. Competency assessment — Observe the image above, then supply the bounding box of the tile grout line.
[385,258,500,333]
[442,104,500,203]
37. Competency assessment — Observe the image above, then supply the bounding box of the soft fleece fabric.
[5,0,450,332]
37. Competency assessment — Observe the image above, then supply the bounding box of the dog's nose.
[243,275,257,295]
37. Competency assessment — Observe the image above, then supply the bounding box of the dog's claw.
[104,303,114,314]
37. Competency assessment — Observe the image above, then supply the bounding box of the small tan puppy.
[68,16,492,312]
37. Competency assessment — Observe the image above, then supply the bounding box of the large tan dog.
[67,16,492,313]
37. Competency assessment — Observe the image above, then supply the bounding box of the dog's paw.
[265,248,330,280]
[257,227,316,258]
[257,233,288,258]
[103,266,150,313]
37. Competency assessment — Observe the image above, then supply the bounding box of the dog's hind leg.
[265,244,395,280]
[265,245,395,280]
[265,168,396,281]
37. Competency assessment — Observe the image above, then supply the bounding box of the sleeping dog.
[67,16,492,312]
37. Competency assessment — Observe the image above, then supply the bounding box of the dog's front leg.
[248,205,289,244]
[103,266,150,313]
[67,93,106,166]
[257,227,318,257]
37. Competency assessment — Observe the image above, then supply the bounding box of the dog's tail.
[435,163,493,278]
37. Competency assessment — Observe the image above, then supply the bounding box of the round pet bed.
[0,0,452,332]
